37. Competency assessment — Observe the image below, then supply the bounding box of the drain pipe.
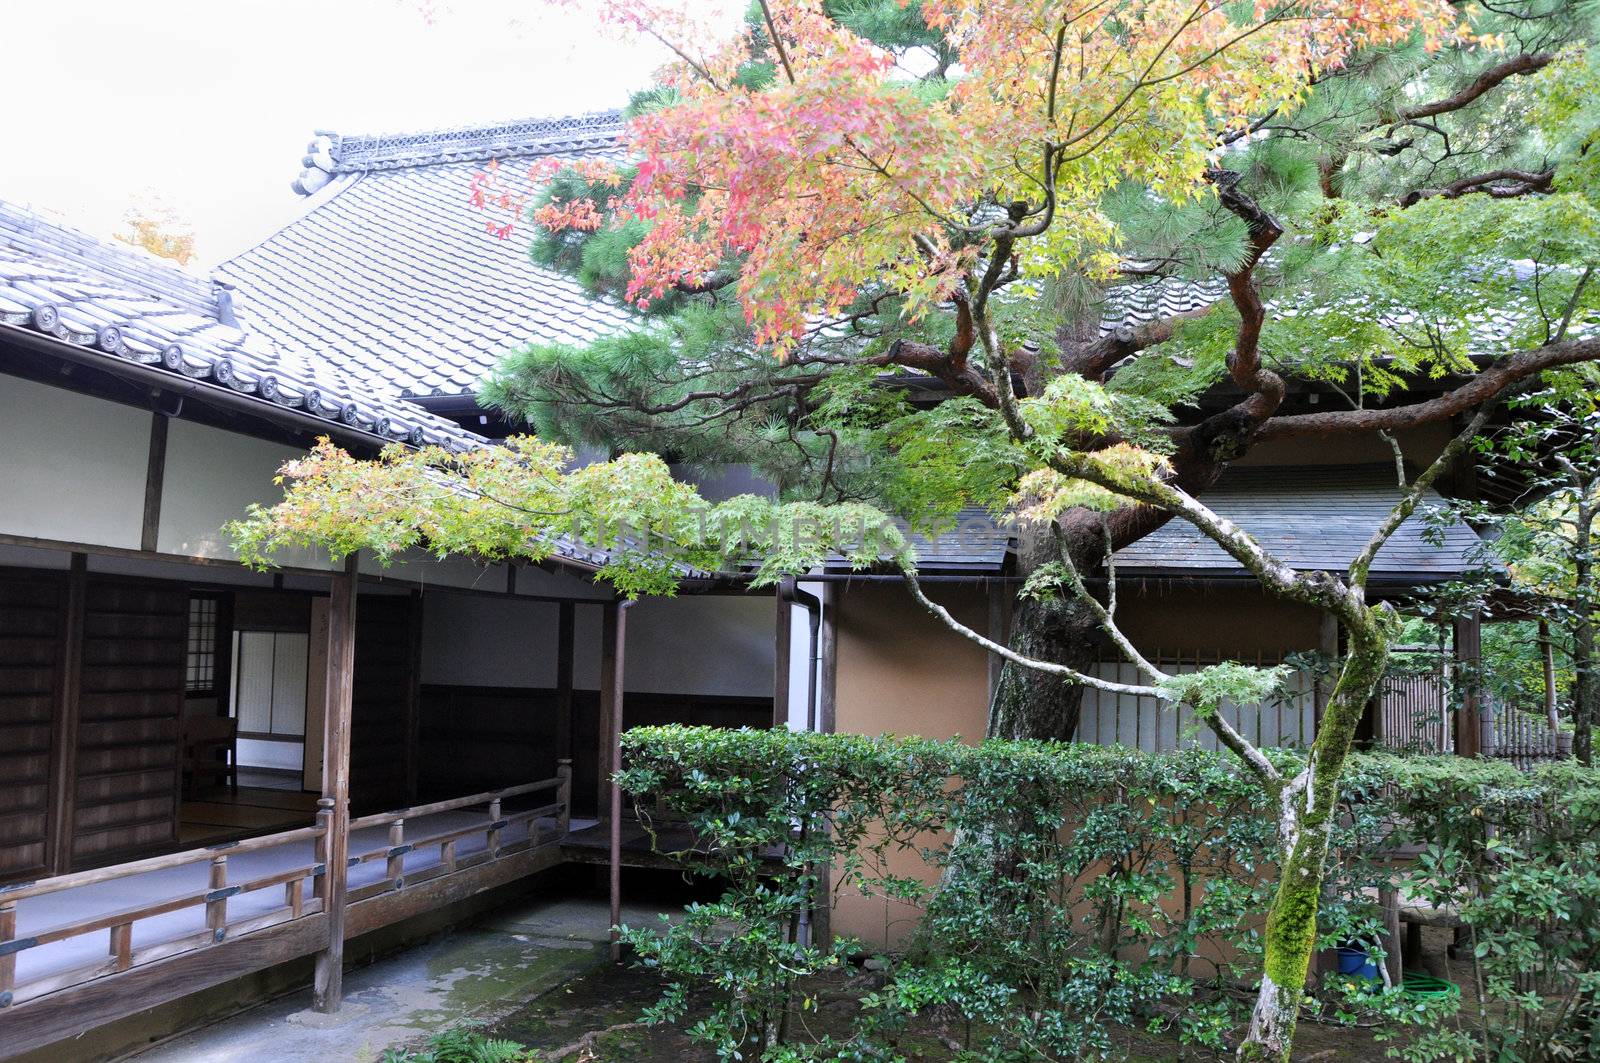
[778,579,824,949]
[778,579,823,732]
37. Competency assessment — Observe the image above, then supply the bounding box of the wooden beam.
[46,554,86,876]
[312,554,358,1013]
[140,412,169,554]
[774,580,793,729]
[555,601,575,764]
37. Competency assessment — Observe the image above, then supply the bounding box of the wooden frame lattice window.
[186,595,219,693]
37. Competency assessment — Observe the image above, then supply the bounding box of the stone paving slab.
[126,896,665,1063]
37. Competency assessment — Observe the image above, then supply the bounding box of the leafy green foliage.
[618,727,1600,1060]
[380,1028,530,1063]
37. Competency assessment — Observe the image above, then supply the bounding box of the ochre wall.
[834,581,991,742]
[831,581,991,945]
[1114,583,1322,659]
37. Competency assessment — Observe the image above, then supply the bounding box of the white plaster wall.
[157,420,332,569]
[624,594,774,697]
[420,593,565,687]
[0,375,150,549]
[419,591,776,698]
[237,738,304,771]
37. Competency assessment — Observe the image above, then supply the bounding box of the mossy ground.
[477,958,1397,1062]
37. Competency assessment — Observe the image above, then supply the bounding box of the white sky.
[0,0,687,264]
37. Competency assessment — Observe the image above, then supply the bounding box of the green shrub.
[617,727,1600,1061]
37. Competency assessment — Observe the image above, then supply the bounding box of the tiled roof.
[0,202,488,452]
[896,507,1016,572]
[216,113,636,399]
[1112,464,1487,581]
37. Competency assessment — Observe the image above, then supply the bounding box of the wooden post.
[0,900,16,1004]
[313,804,332,906]
[557,758,573,836]
[140,411,169,553]
[1454,611,1484,758]
[313,554,358,1014]
[774,580,793,729]
[46,554,87,876]
[597,603,623,816]
[109,922,132,973]
[386,819,406,886]
[602,600,632,963]
[556,601,575,765]
[205,854,229,939]
[818,585,838,737]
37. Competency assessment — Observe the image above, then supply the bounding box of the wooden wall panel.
[349,595,418,812]
[0,571,63,881]
[70,579,186,867]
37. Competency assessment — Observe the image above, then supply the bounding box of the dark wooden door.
[349,594,420,811]
[0,570,64,882]
[71,579,187,868]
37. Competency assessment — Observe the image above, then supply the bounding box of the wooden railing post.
[313,804,332,907]
[110,922,132,973]
[557,759,573,836]
[314,553,357,1014]
[386,819,406,887]
[206,854,229,940]
[1,899,16,1006]
[487,798,503,857]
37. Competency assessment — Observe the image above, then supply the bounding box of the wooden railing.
[1488,706,1572,770]
[0,821,328,1007]
[344,763,572,903]
[0,762,571,1010]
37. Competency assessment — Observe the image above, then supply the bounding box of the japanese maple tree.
[235,1,1600,1057]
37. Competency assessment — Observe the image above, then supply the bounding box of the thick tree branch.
[1066,305,1214,381]
[1400,167,1554,207]
[1397,52,1555,121]
[1258,336,1600,441]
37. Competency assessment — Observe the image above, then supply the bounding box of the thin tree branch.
[1348,404,1494,587]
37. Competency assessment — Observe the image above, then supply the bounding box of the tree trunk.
[988,522,1105,741]
[988,594,1101,740]
[1242,622,1389,1061]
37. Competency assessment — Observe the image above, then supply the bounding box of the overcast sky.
[0,0,693,264]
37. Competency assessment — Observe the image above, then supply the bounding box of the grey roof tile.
[1113,464,1486,581]
[216,113,637,399]
[0,201,487,453]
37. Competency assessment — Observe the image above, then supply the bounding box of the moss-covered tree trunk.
[1242,622,1389,1060]
[988,522,1105,741]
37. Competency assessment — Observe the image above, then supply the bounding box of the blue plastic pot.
[1336,946,1380,981]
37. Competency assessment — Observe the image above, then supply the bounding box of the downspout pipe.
[778,579,823,732]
